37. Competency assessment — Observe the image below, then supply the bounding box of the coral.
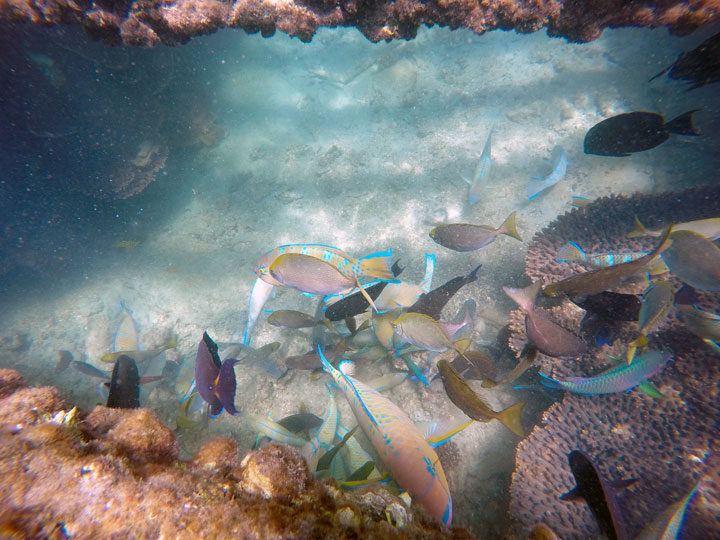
[507,185,720,539]
[0,0,715,46]
[0,369,474,539]
[107,140,169,199]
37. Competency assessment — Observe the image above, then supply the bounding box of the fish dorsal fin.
[338,360,356,377]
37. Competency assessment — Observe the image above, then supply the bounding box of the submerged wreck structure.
[0,0,717,46]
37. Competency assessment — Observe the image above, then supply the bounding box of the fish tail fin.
[496,402,525,437]
[164,335,178,350]
[627,216,650,238]
[538,372,564,390]
[317,346,335,375]
[358,250,396,281]
[526,177,546,201]
[499,211,523,242]
[648,224,674,260]
[648,65,670,83]
[468,263,483,282]
[502,282,540,313]
[665,109,701,136]
[419,253,435,293]
[556,241,585,262]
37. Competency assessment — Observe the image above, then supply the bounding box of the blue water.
[1,20,718,538]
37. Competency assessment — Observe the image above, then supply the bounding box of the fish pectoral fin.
[559,486,582,501]
[638,382,665,399]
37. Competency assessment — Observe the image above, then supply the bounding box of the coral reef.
[0,368,474,539]
[507,185,720,539]
[1,0,716,46]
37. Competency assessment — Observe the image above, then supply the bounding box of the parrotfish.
[544,227,672,298]
[540,349,671,395]
[677,304,720,349]
[661,230,720,292]
[101,336,177,363]
[113,302,139,352]
[302,385,339,471]
[324,261,404,322]
[561,450,636,540]
[408,263,482,320]
[255,243,395,285]
[375,254,435,311]
[270,253,356,296]
[336,424,384,484]
[503,282,587,359]
[194,332,239,416]
[629,216,720,240]
[527,146,567,200]
[243,277,274,345]
[436,360,524,437]
[429,211,522,252]
[635,482,699,540]
[556,242,649,267]
[467,127,493,204]
[106,355,140,409]
[583,110,699,157]
[243,412,308,447]
[319,352,453,525]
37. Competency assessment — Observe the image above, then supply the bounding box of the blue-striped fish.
[243,277,275,345]
[527,146,567,200]
[113,302,138,352]
[540,349,672,395]
[243,412,309,447]
[467,128,493,204]
[556,242,649,267]
[319,351,453,525]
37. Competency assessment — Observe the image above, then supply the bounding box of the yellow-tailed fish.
[544,226,672,298]
[635,482,699,540]
[372,309,402,349]
[254,243,395,285]
[113,302,138,352]
[436,360,524,437]
[627,281,675,363]
[429,211,522,252]
[467,127,493,204]
[677,304,720,350]
[319,352,453,525]
[661,230,720,292]
[243,277,274,345]
[101,336,177,363]
[269,253,356,297]
[390,312,470,356]
[629,215,720,239]
[375,253,435,311]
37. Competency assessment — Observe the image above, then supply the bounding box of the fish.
[661,230,720,292]
[649,30,720,89]
[408,263,482,320]
[113,302,139,352]
[114,240,141,249]
[637,281,674,336]
[316,425,359,473]
[429,211,522,252]
[467,127,493,204]
[450,349,497,382]
[374,254,435,311]
[527,146,567,200]
[436,360,524,436]
[324,261,404,321]
[220,341,287,380]
[539,349,672,395]
[55,350,73,373]
[556,242,649,267]
[487,344,538,388]
[583,110,699,157]
[284,339,347,370]
[635,483,699,540]
[319,352,453,525]
[242,412,308,447]
[390,312,470,356]
[194,332,239,416]
[372,309,402,349]
[560,450,636,540]
[71,361,111,379]
[276,413,324,433]
[677,304,720,349]
[573,291,641,322]
[101,337,177,363]
[543,226,672,298]
[267,310,326,329]
[255,243,395,285]
[628,216,720,240]
[243,277,274,345]
[503,283,587,359]
[106,355,140,409]
[365,372,408,392]
[269,253,356,296]
[344,461,375,484]
[570,196,592,208]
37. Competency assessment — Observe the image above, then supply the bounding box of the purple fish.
[194,332,239,416]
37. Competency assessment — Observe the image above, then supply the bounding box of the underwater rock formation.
[507,185,720,539]
[0,368,474,538]
[1,0,715,46]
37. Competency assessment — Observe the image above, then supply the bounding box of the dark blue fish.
[106,355,140,409]
[408,264,482,320]
[194,332,239,417]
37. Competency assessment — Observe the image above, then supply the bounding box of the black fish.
[324,261,403,321]
[194,332,239,417]
[561,450,636,540]
[55,350,73,374]
[650,31,720,89]
[106,355,140,409]
[574,291,641,321]
[408,264,482,319]
[584,110,699,157]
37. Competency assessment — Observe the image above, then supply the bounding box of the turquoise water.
[1,21,718,538]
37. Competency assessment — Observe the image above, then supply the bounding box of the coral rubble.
[507,185,720,539]
[0,368,474,539]
[1,0,716,46]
